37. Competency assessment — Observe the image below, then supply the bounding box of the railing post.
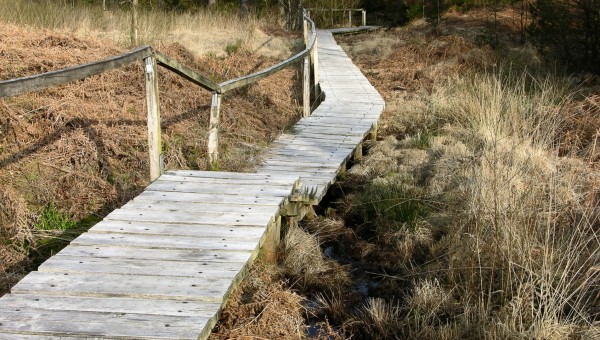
[362,10,367,26]
[311,36,320,102]
[208,92,222,170]
[348,9,352,27]
[303,55,311,117]
[303,19,309,46]
[303,17,311,118]
[263,216,281,263]
[144,55,162,182]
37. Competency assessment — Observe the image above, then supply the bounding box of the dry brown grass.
[330,6,600,339]
[210,261,306,339]
[0,188,36,293]
[0,0,300,60]
[0,8,302,295]
[281,224,350,291]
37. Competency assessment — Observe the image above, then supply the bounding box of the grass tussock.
[281,224,350,291]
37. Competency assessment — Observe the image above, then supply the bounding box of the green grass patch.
[349,174,431,232]
[35,203,76,231]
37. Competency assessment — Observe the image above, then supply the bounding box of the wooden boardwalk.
[0,29,384,339]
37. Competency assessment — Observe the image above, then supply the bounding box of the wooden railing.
[305,8,367,27]
[0,14,319,181]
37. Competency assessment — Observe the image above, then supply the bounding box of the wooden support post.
[348,10,352,27]
[207,92,222,169]
[303,56,311,118]
[263,216,281,263]
[368,123,378,141]
[338,161,347,180]
[303,19,309,46]
[303,18,311,118]
[353,142,363,162]
[144,56,162,182]
[311,36,320,102]
[362,10,367,26]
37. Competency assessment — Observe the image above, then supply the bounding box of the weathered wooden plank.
[164,170,297,181]
[113,201,278,214]
[0,46,152,97]
[0,307,203,339]
[264,154,347,166]
[133,191,286,205]
[55,244,252,263]
[71,232,261,251]
[145,181,292,196]
[11,271,232,302]
[295,120,374,129]
[0,334,68,339]
[276,133,360,143]
[280,133,365,144]
[259,162,341,171]
[0,294,220,318]
[157,173,298,186]
[39,255,246,279]
[268,145,354,155]
[263,168,338,178]
[262,158,344,167]
[89,220,267,242]
[276,140,359,150]
[301,115,375,123]
[289,118,373,130]
[104,208,274,226]
[266,151,348,163]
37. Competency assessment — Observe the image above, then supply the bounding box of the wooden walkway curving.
[0,29,384,339]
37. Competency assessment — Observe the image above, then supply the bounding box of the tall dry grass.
[0,0,293,58]
[422,70,600,338]
[336,11,600,336]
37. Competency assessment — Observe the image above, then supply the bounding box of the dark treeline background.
[45,0,600,73]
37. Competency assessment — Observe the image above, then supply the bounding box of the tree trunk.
[131,0,138,46]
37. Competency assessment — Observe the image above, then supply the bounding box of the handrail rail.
[155,51,219,92]
[219,16,317,93]
[0,13,320,178]
[0,17,317,97]
[305,8,367,27]
[305,8,364,11]
[0,46,153,98]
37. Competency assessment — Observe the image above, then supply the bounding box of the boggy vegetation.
[212,7,599,339]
